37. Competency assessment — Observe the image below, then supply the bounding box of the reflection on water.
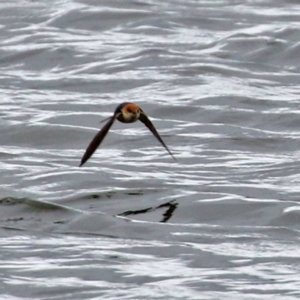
[1,0,300,299]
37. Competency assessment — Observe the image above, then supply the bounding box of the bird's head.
[121,103,141,123]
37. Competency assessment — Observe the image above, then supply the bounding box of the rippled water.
[1,0,300,299]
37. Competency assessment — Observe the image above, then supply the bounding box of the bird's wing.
[79,115,117,167]
[99,116,113,123]
[139,111,176,161]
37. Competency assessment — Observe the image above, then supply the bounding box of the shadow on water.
[0,192,179,237]
[63,188,179,222]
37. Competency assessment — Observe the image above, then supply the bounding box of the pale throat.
[123,110,140,122]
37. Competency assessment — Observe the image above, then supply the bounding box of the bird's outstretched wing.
[79,115,117,167]
[139,111,176,161]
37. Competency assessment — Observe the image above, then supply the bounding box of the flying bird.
[79,102,176,166]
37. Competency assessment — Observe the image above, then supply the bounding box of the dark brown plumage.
[79,102,176,166]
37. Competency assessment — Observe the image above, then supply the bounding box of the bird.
[79,102,176,166]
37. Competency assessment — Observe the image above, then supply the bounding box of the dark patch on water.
[119,199,178,223]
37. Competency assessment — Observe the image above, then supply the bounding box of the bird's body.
[79,102,176,166]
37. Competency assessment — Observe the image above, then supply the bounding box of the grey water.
[1,0,300,299]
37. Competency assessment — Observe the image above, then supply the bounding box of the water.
[1,0,300,299]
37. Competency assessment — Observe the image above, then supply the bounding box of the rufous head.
[121,103,140,123]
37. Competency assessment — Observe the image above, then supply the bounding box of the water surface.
[1,0,300,299]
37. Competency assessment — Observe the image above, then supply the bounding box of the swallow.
[79,102,176,166]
